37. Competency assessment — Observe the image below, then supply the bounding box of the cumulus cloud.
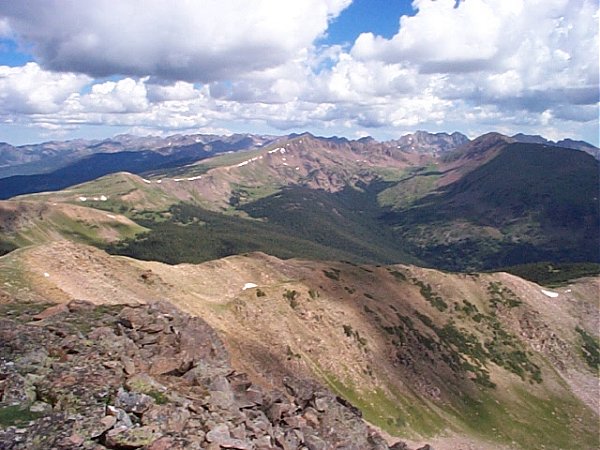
[0,0,597,145]
[349,0,598,106]
[0,67,219,134]
[0,62,90,114]
[80,78,150,113]
[353,0,502,72]
[0,0,351,82]
[324,0,599,139]
[147,81,199,102]
[352,0,596,78]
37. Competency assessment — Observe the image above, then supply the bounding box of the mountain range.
[0,129,598,450]
[3,130,596,270]
[0,133,276,178]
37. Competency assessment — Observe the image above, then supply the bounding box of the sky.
[0,0,598,146]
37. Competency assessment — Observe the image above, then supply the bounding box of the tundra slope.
[0,240,597,449]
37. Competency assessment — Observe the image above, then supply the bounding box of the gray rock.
[245,387,264,406]
[14,349,49,372]
[253,435,273,449]
[121,355,136,375]
[206,423,231,442]
[143,404,191,433]
[206,424,253,449]
[267,402,294,422]
[301,408,320,428]
[283,377,315,405]
[231,424,247,440]
[0,300,400,450]
[245,411,272,436]
[1,373,36,405]
[313,396,328,412]
[29,401,52,414]
[274,427,304,450]
[283,415,306,429]
[107,405,134,428]
[304,434,327,450]
[220,439,254,449]
[115,387,155,414]
[125,372,167,393]
[88,415,117,439]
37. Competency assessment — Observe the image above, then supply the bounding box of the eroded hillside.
[1,240,597,449]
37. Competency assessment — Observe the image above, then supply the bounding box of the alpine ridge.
[0,130,598,450]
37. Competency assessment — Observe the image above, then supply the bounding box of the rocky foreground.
[0,300,428,450]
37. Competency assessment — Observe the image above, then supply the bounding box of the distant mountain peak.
[357,135,375,143]
[511,133,547,144]
[511,133,599,159]
[390,130,470,155]
[477,131,513,141]
[442,132,513,163]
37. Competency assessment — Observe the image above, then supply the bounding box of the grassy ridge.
[321,265,598,449]
[105,144,599,271]
[23,141,598,272]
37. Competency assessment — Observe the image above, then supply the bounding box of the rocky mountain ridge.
[3,130,597,179]
[388,131,470,156]
[4,131,598,271]
[511,133,600,158]
[2,130,597,205]
[0,299,422,449]
[0,240,597,449]
[0,134,275,180]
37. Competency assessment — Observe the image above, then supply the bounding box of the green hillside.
[14,138,598,273]
[106,183,420,265]
[383,143,600,270]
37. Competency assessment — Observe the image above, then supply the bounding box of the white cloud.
[328,0,598,138]
[0,0,597,145]
[0,62,90,114]
[353,0,503,72]
[348,0,598,106]
[147,82,199,102]
[80,78,149,113]
[0,0,351,82]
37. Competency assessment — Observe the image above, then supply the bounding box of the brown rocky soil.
[0,299,426,450]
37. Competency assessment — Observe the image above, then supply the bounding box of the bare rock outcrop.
[0,300,420,450]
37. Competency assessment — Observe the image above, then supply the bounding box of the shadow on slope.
[0,151,209,200]
[383,143,600,270]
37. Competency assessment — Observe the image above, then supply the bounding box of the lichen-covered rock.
[115,388,155,414]
[142,404,191,433]
[0,300,420,450]
[104,425,160,448]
